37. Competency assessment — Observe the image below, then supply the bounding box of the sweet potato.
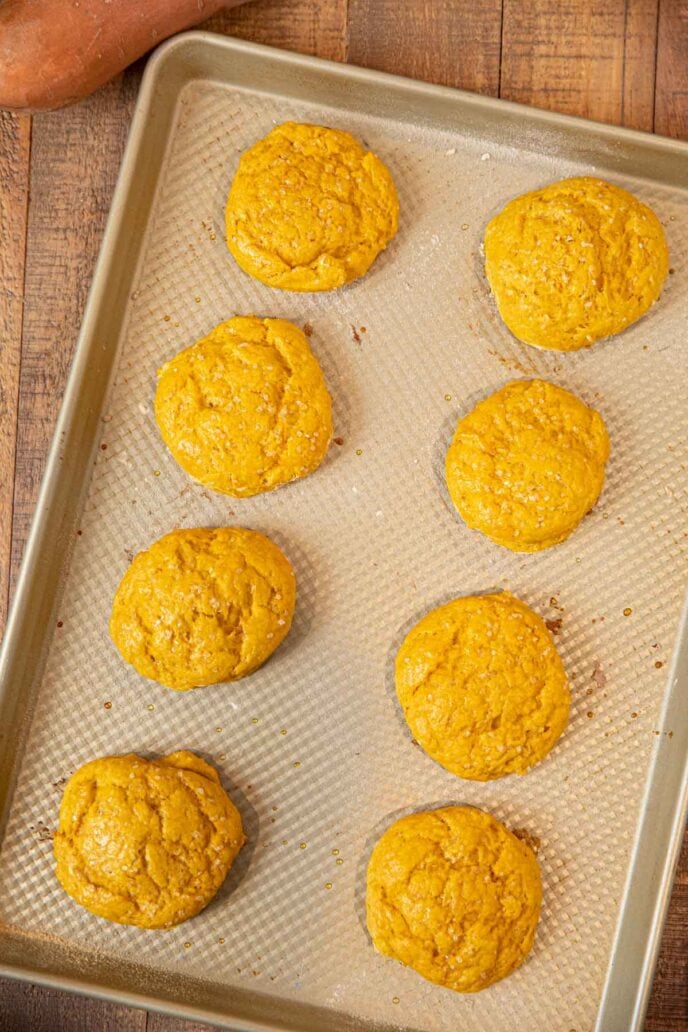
[0,0,249,112]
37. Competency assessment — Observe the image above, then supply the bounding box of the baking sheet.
[0,33,687,1032]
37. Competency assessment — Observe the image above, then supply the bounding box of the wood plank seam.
[0,113,32,631]
[497,0,506,97]
[620,0,631,127]
[651,0,662,132]
[342,0,350,62]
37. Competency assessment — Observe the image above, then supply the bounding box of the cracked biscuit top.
[155,316,333,498]
[225,122,399,291]
[395,592,570,781]
[484,176,668,350]
[54,751,245,929]
[445,378,610,552]
[366,805,542,992]
[109,527,295,690]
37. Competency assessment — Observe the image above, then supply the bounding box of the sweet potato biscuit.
[225,122,399,291]
[484,176,668,350]
[155,316,333,498]
[54,751,245,929]
[109,527,295,690]
[395,592,570,780]
[445,378,610,551]
[366,805,542,992]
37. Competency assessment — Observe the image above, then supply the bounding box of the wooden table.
[1,2,687,1029]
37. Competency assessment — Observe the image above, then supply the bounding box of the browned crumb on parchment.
[31,821,54,842]
[591,661,607,688]
[512,828,541,854]
[487,348,536,376]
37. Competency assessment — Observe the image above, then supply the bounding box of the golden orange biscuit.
[109,527,295,690]
[54,751,245,929]
[395,592,570,780]
[484,176,668,350]
[225,122,399,291]
[155,316,333,498]
[366,806,542,992]
[445,378,610,551]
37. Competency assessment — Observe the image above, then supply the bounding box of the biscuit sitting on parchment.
[54,751,245,929]
[155,316,332,498]
[484,176,668,350]
[395,591,570,781]
[445,378,610,552]
[225,122,399,291]
[366,805,542,992]
[109,527,295,690]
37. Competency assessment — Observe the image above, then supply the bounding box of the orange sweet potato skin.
[0,0,248,111]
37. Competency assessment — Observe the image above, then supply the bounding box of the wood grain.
[0,112,30,630]
[0,979,145,1032]
[205,0,349,61]
[621,0,660,131]
[655,0,688,138]
[1,2,687,1030]
[348,0,503,92]
[8,69,140,597]
[500,0,653,124]
[645,839,688,1030]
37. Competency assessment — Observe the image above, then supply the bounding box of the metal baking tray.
[1,32,687,1032]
